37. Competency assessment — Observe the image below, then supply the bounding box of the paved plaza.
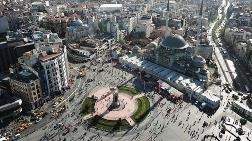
[19,62,252,141]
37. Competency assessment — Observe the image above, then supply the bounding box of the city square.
[1,0,252,141]
[17,61,251,141]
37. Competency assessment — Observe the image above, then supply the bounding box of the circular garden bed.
[80,86,150,132]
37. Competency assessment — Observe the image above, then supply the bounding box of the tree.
[118,37,125,45]
[240,118,247,125]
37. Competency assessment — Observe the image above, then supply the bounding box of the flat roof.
[202,92,220,102]
[119,55,204,93]
[100,4,122,8]
[39,46,63,62]
[10,70,38,83]
[120,55,217,100]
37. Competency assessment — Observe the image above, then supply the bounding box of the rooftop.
[119,55,204,93]
[100,4,122,8]
[38,45,63,62]
[10,69,38,83]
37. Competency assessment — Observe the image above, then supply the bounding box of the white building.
[99,4,122,12]
[126,16,137,34]
[38,44,69,97]
[18,31,69,98]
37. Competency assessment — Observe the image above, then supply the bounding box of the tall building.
[10,69,42,109]
[37,44,69,97]
[19,31,69,99]
[40,16,70,38]
[0,31,35,74]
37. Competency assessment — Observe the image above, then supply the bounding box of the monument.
[110,87,120,109]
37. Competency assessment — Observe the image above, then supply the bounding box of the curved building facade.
[38,45,69,97]
[67,44,93,63]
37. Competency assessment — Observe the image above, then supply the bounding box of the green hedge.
[131,96,150,123]
[88,116,130,131]
[80,97,97,116]
[118,86,140,96]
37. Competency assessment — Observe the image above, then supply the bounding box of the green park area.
[131,96,150,123]
[82,86,150,132]
[80,97,97,116]
[117,86,140,96]
[87,116,131,132]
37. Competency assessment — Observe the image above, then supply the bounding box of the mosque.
[119,0,220,110]
[143,33,209,81]
[142,0,211,81]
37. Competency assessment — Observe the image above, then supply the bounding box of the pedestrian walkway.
[133,93,145,100]
[126,117,136,126]
[83,113,96,120]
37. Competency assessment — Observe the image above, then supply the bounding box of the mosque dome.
[69,19,84,26]
[132,45,140,50]
[160,34,188,49]
[192,55,206,68]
